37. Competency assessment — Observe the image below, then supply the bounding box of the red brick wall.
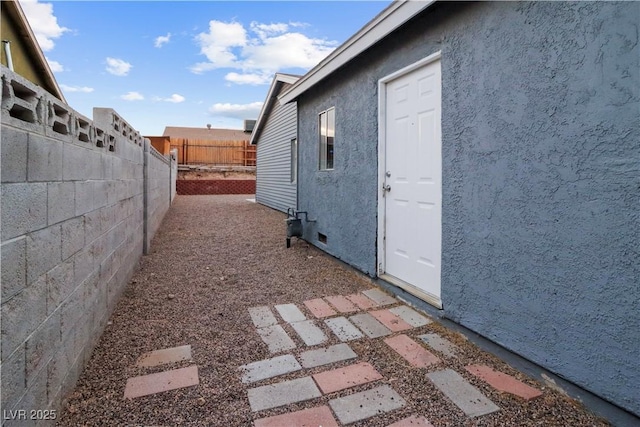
[176,179,255,195]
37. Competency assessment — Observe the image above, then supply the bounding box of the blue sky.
[20,0,392,136]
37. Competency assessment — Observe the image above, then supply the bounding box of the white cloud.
[155,94,185,103]
[121,91,144,101]
[106,57,132,76]
[224,72,271,86]
[19,0,69,52]
[191,20,337,83]
[209,102,263,119]
[60,84,93,93]
[154,33,171,48]
[46,57,64,72]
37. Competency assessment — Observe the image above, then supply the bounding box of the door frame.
[377,51,443,309]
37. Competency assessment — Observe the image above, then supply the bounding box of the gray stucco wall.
[296,1,639,416]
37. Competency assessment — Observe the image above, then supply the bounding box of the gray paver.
[249,306,278,328]
[362,288,397,306]
[290,320,328,346]
[389,305,432,327]
[298,343,357,368]
[349,313,391,338]
[239,354,301,384]
[427,369,500,417]
[275,303,307,323]
[325,317,364,342]
[247,376,321,412]
[329,384,406,424]
[136,345,192,367]
[256,325,296,353]
[418,333,459,358]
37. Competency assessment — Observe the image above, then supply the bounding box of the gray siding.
[296,1,639,416]
[256,86,297,213]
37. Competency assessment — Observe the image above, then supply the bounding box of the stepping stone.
[304,298,337,318]
[389,305,431,327]
[124,365,199,399]
[465,365,543,400]
[136,345,191,367]
[346,292,378,310]
[257,325,296,353]
[325,317,364,342]
[249,306,278,328]
[427,369,500,417]
[275,303,307,323]
[298,343,357,369]
[387,415,435,427]
[291,320,328,346]
[239,354,301,384]
[312,362,382,394]
[329,384,406,424]
[254,406,339,427]
[247,376,321,412]
[418,333,459,358]
[370,309,413,332]
[362,288,396,306]
[384,334,440,368]
[349,313,391,338]
[324,295,358,313]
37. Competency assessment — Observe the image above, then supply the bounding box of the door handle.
[382,184,391,193]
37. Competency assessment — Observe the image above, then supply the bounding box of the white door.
[379,55,442,308]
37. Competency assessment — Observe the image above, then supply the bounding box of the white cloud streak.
[209,102,263,119]
[154,33,171,48]
[121,91,144,101]
[106,57,132,76]
[191,20,337,84]
[19,0,69,52]
[60,84,93,93]
[155,94,186,103]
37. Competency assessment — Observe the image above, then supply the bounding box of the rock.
[168,294,176,300]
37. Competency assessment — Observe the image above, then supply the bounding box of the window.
[290,138,297,183]
[319,107,335,170]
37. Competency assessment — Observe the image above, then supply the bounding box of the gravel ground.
[56,195,610,427]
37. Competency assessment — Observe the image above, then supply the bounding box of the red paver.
[312,362,382,394]
[254,405,339,427]
[384,334,440,368]
[136,345,191,367]
[387,415,435,427]
[465,364,543,400]
[303,298,337,318]
[124,365,199,399]
[370,309,413,332]
[346,293,378,310]
[324,295,358,313]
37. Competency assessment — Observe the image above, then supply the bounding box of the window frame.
[318,107,335,170]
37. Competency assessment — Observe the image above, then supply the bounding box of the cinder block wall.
[0,66,176,419]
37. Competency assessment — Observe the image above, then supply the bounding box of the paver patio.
[56,195,611,426]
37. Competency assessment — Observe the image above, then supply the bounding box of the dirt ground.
[56,195,610,427]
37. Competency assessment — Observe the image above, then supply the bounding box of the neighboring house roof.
[250,73,301,145]
[279,0,435,105]
[0,0,66,102]
[163,126,251,141]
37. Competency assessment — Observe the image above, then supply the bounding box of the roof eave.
[278,0,435,105]
[249,73,300,145]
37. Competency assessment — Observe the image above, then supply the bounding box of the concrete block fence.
[0,65,176,421]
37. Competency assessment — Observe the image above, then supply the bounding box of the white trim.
[377,51,443,308]
[250,73,300,145]
[278,0,435,105]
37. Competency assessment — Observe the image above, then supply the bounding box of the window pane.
[326,108,335,169]
[290,138,297,183]
[319,111,327,169]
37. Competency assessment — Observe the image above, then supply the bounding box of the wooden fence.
[169,138,256,166]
